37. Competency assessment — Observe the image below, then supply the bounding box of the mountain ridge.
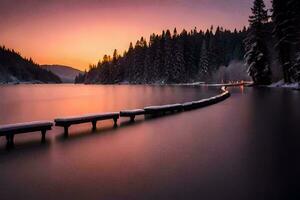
[42,64,83,83]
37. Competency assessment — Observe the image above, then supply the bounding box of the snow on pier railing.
[182,89,230,111]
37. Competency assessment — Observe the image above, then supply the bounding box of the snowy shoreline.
[1,81,299,91]
[0,81,60,85]
[268,80,300,90]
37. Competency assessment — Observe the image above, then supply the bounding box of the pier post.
[41,130,46,143]
[5,135,10,149]
[113,118,118,127]
[64,126,69,138]
[10,134,15,148]
[130,116,135,122]
[92,121,97,132]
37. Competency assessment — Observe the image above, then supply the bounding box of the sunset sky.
[0,0,271,71]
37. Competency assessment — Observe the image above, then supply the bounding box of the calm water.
[0,85,299,200]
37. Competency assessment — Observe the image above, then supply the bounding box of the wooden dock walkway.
[1,87,231,148]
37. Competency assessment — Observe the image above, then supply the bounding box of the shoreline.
[1,81,299,91]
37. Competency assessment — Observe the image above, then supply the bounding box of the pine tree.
[171,37,185,83]
[290,53,300,82]
[148,34,161,83]
[198,40,209,79]
[152,36,164,83]
[289,0,300,82]
[164,30,174,82]
[182,29,196,82]
[244,0,271,85]
[272,0,300,83]
[173,28,178,39]
[133,38,147,83]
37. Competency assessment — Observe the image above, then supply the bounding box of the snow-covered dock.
[120,109,146,122]
[183,90,230,111]
[55,113,119,137]
[1,86,232,148]
[144,104,183,115]
[0,121,53,148]
[182,101,196,110]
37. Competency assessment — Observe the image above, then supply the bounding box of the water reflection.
[0,86,299,199]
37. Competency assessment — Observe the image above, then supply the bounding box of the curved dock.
[0,85,233,148]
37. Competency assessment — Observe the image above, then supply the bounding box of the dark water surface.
[0,85,299,200]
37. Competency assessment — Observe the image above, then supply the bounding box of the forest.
[77,0,300,85]
[0,46,61,83]
[77,27,247,84]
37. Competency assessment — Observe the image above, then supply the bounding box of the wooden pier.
[1,87,231,148]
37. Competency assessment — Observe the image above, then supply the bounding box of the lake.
[0,85,299,200]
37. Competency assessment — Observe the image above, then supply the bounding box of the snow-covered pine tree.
[209,26,224,72]
[198,40,209,79]
[152,35,163,83]
[244,0,271,85]
[182,30,196,82]
[290,53,300,82]
[170,36,185,83]
[110,49,119,83]
[143,47,152,83]
[163,30,174,82]
[272,0,298,83]
[289,0,300,36]
[150,35,161,83]
[289,0,300,82]
[125,42,134,83]
[133,37,147,83]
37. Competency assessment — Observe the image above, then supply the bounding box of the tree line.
[0,46,61,83]
[77,27,246,84]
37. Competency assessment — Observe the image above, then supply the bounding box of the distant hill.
[0,46,61,84]
[42,65,83,83]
